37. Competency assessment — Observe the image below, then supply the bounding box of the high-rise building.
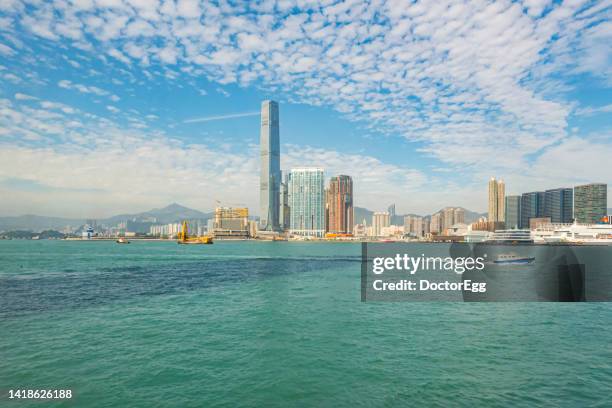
[288,168,325,237]
[372,212,390,236]
[488,177,505,223]
[279,172,290,231]
[544,188,573,224]
[505,195,521,229]
[260,100,281,231]
[574,183,607,224]
[453,208,465,225]
[422,218,430,235]
[430,212,442,234]
[404,215,423,237]
[443,207,455,231]
[326,175,353,234]
[387,204,396,218]
[520,191,545,229]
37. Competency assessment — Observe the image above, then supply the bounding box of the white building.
[372,212,390,236]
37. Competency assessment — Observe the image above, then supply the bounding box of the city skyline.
[0,1,611,218]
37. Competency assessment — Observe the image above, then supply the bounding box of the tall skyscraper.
[387,204,396,218]
[574,183,607,224]
[372,212,390,236]
[544,188,573,223]
[520,191,545,228]
[288,168,325,237]
[260,100,281,231]
[488,177,505,223]
[505,195,521,229]
[326,175,353,234]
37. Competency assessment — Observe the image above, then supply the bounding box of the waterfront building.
[248,220,258,238]
[260,100,281,231]
[574,183,607,224]
[430,212,442,234]
[422,218,430,235]
[372,212,390,236]
[288,168,325,237]
[443,207,455,231]
[404,215,424,238]
[488,177,505,223]
[353,222,367,237]
[544,188,573,224]
[520,191,546,229]
[453,208,465,225]
[471,220,505,232]
[529,217,552,230]
[279,172,290,231]
[214,207,249,238]
[326,175,353,234]
[149,223,182,238]
[505,195,521,229]
[388,204,396,218]
[380,225,403,237]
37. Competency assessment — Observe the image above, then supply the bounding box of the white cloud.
[183,111,259,123]
[0,97,436,216]
[58,79,118,99]
[14,93,38,100]
[0,43,14,56]
[575,104,612,116]
[0,1,610,214]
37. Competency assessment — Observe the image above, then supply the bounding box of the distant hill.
[353,207,373,224]
[0,215,84,232]
[0,203,214,232]
[444,208,485,224]
[101,203,213,225]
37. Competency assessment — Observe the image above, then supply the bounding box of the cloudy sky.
[0,0,610,218]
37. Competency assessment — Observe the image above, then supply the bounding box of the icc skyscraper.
[260,100,281,231]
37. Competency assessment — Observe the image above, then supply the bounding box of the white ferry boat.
[533,222,612,245]
[485,229,533,244]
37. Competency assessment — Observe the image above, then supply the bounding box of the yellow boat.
[177,221,213,245]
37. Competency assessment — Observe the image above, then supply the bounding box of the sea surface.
[1,240,611,407]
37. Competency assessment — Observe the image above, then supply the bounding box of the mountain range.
[2,204,608,232]
[0,203,213,232]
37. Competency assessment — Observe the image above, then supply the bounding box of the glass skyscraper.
[505,195,521,229]
[288,168,325,237]
[259,100,281,231]
[520,191,545,228]
[544,188,573,223]
[574,183,607,224]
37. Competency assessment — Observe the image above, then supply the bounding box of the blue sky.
[0,0,610,218]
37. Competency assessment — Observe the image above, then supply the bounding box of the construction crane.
[214,199,246,208]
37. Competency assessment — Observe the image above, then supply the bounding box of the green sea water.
[1,240,611,407]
